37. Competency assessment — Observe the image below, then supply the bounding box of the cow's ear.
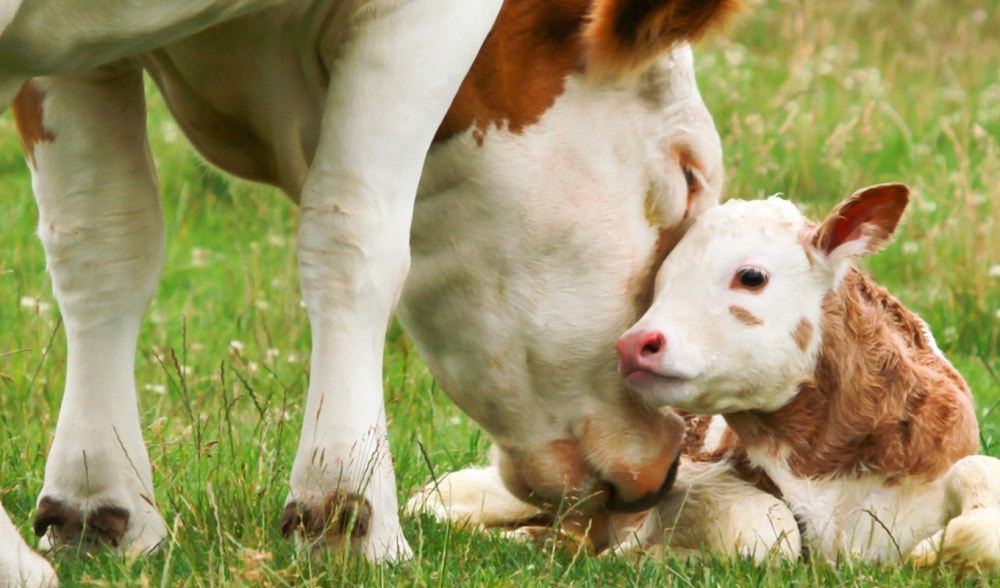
[812,183,909,262]
[583,0,748,79]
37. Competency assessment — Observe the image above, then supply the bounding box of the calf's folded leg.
[613,459,801,562]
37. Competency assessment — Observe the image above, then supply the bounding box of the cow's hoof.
[280,491,411,561]
[34,496,165,557]
[281,491,372,543]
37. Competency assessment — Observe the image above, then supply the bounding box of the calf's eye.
[734,267,769,290]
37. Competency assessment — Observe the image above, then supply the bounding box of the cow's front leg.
[278,0,501,561]
[13,68,167,554]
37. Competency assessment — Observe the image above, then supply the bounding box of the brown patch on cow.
[579,401,686,511]
[583,0,748,79]
[792,317,813,352]
[437,0,749,145]
[725,268,978,484]
[729,305,763,326]
[435,0,590,144]
[11,81,55,166]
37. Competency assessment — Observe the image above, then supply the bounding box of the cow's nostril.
[639,331,665,356]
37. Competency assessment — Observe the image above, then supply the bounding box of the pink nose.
[616,329,667,376]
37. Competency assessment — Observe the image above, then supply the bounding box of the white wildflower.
[144,384,167,395]
[191,247,209,267]
[19,296,52,314]
[987,265,1000,279]
[229,340,245,354]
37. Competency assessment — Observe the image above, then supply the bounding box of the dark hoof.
[34,497,130,548]
[280,491,372,542]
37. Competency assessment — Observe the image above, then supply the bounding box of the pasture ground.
[1,0,998,585]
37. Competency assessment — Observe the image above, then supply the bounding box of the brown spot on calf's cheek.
[793,317,814,352]
[11,81,54,166]
[729,305,763,326]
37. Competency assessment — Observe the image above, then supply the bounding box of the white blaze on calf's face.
[622,197,830,413]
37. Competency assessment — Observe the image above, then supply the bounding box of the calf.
[1,0,743,572]
[618,184,1000,570]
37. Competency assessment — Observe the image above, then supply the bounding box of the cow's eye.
[734,267,768,290]
[683,164,698,194]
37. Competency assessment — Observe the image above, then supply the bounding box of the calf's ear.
[812,183,910,262]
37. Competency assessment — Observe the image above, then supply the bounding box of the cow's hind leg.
[909,455,1000,575]
[13,67,167,555]
[278,0,500,561]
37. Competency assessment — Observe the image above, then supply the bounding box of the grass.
[1,0,998,585]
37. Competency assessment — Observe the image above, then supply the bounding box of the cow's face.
[402,44,721,516]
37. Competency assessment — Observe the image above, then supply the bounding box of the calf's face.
[618,184,910,414]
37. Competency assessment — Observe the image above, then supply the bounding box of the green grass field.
[2,0,998,585]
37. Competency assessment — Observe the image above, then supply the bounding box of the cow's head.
[403,0,746,525]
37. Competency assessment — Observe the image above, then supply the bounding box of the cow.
[412,185,1000,576]
[0,0,743,573]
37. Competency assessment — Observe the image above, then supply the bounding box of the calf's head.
[618,184,910,413]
